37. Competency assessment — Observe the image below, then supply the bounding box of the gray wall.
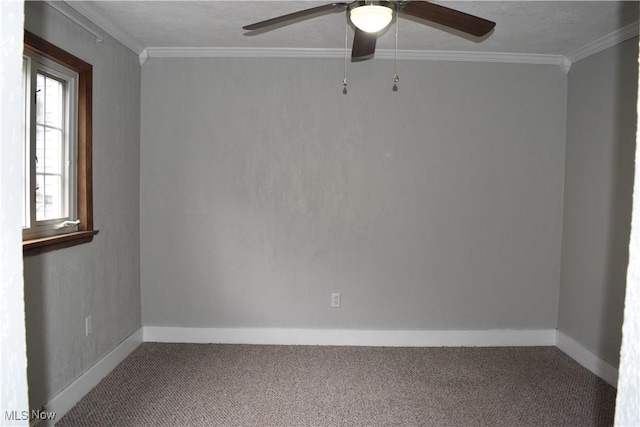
[141,58,567,330]
[23,2,141,411]
[558,37,639,367]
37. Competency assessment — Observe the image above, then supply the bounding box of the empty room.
[1,0,640,426]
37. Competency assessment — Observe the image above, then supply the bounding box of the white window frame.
[22,50,79,240]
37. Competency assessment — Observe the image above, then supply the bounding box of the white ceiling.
[68,1,638,58]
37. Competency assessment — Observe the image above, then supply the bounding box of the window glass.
[23,53,76,234]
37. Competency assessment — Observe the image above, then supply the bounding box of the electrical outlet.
[331,292,341,308]
[85,315,92,336]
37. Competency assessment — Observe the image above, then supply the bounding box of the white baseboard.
[40,327,143,425]
[555,330,618,387]
[143,326,556,347]
[38,326,617,425]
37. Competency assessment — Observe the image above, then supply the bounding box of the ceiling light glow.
[350,5,393,33]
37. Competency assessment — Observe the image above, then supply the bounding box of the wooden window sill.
[23,230,99,257]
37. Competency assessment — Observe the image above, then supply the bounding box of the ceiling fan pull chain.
[393,7,399,91]
[343,13,348,94]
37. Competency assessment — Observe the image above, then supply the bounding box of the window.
[22,50,78,237]
[22,31,97,256]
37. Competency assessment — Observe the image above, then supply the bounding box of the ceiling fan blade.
[351,28,377,59]
[243,3,348,31]
[401,1,495,37]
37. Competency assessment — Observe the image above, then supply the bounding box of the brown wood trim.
[23,31,92,73]
[76,67,93,231]
[23,230,99,257]
[23,31,96,253]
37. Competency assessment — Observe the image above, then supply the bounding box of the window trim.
[23,31,98,256]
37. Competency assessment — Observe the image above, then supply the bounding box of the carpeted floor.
[58,343,616,426]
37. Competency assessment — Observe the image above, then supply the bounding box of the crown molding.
[560,56,572,75]
[141,46,566,70]
[64,1,145,55]
[45,0,104,43]
[139,49,149,66]
[565,21,639,64]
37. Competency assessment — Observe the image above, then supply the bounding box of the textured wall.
[23,2,141,412]
[0,1,29,424]
[558,37,639,367]
[615,36,640,424]
[141,57,567,330]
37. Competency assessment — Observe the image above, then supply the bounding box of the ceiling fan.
[243,1,496,60]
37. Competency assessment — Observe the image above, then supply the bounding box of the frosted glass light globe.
[350,5,393,33]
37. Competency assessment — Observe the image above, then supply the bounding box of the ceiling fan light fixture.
[350,4,393,33]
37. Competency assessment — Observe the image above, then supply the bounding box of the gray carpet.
[58,343,616,426]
